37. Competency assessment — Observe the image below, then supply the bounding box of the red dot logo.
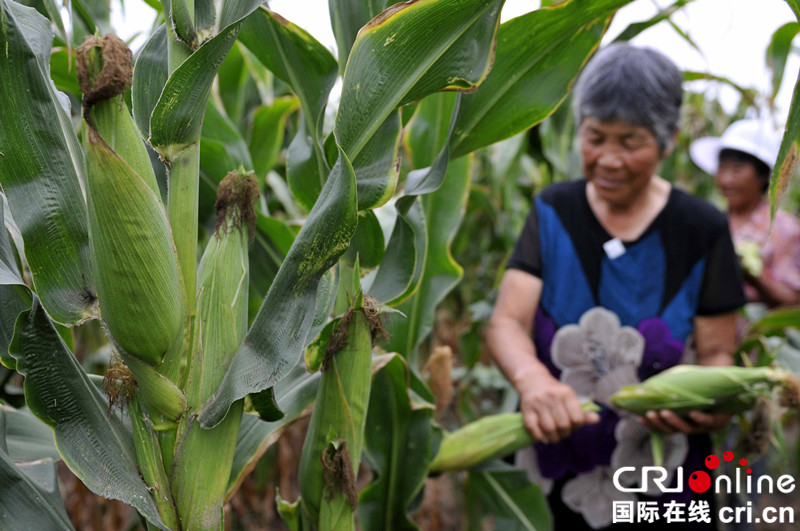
[739,458,747,467]
[689,471,711,493]
[705,455,720,470]
[747,468,753,474]
[723,451,734,462]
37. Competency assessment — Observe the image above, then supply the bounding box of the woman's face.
[579,117,663,208]
[715,158,764,213]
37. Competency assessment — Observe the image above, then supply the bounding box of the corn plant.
[3,0,800,530]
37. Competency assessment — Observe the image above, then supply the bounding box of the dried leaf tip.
[214,170,260,239]
[76,34,132,109]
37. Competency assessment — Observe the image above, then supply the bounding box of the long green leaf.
[132,24,168,139]
[771,72,800,218]
[199,147,358,428]
[226,362,321,497]
[384,155,472,361]
[328,0,389,72]
[249,213,295,299]
[0,405,59,462]
[451,0,632,157]
[200,100,254,183]
[365,199,421,305]
[7,298,167,529]
[250,96,300,181]
[352,111,403,210]
[767,22,800,101]
[336,0,504,161]
[0,410,73,531]
[466,462,551,531]
[0,0,95,325]
[149,22,243,159]
[359,354,438,530]
[239,8,337,139]
[612,0,694,43]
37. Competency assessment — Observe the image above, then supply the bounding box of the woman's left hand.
[638,409,732,434]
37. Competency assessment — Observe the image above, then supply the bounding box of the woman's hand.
[518,372,600,443]
[638,409,731,434]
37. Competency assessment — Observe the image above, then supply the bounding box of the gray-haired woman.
[486,43,745,529]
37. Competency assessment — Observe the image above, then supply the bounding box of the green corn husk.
[79,36,184,367]
[429,401,600,473]
[299,295,374,529]
[170,172,257,531]
[610,365,800,416]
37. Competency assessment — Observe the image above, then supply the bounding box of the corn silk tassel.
[610,365,800,416]
[299,293,386,530]
[170,171,258,530]
[429,401,599,473]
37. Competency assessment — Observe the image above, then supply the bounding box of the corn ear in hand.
[429,401,599,473]
[610,365,800,416]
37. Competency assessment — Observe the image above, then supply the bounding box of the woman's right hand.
[517,371,600,444]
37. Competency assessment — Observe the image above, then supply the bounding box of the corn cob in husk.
[429,401,600,473]
[610,365,800,416]
[299,295,375,530]
[170,171,257,531]
[78,35,183,367]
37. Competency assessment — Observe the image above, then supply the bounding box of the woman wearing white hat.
[691,120,800,307]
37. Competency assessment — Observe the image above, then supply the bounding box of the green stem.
[168,144,200,318]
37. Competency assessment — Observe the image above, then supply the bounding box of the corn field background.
[2,0,800,529]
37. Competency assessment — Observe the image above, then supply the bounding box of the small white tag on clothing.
[603,238,626,260]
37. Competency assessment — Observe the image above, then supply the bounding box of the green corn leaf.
[612,0,694,43]
[199,146,357,429]
[328,0,397,72]
[352,111,402,210]
[200,100,254,183]
[0,0,96,325]
[226,362,322,498]
[359,354,438,530]
[335,0,503,161]
[149,22,243,159]
[216,42,252,128]
[384,155,472,362]
[404,92,457,169]
[7,298,168,530]
[249,213,295,299]
[250,96,300,182]
[770,75,800,219]
[767,22,800,101]
[466,461,551,531]
[344,211,385,269]
[132,25,168,139]
[239,8,338,140]
[0,405,59,463]
[0,408,73,531]
[451,0,633,157]
[365,198,422,305]
[162,0,196,47]
[70,0,112,44]
[239,8,338,210]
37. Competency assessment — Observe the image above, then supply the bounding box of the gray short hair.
[573,43,683,152]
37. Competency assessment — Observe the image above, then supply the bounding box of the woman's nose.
[597,149,623,168]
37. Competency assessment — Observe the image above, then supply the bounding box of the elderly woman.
[486,43,745,529]
[691,119,800,307]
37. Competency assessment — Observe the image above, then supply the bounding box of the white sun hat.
[689,119,783,175]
